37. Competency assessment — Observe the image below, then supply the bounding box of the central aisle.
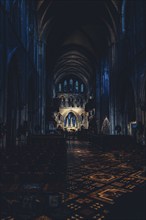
[1,139,145,220]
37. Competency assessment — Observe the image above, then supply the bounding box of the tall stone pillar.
[36,39,46,134]
[95,67,101,133]
[109,45,117,134]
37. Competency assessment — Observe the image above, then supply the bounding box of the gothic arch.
[64,110,78,121]
[64,110,79,129]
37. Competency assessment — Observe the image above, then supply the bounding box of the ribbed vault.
[36,0,121,91]
[53,46,95,88]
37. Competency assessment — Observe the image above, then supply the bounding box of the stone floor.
[1,139,146,220]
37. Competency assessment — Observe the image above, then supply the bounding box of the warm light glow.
[55,106,88,131]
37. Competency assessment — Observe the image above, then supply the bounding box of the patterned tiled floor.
[1,140,146,220]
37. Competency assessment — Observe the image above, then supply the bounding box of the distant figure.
[101,116,110,134]
[115,125,121,135]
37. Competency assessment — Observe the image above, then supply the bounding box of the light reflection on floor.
[1,140,146,220]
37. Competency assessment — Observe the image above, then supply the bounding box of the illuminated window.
[81,84,84,92]
[64,80,67,92]
[58,83,62,92]
[122,0,126,33]
[64,112,76,127]
[75,81,79,92]
[69,79,73,92]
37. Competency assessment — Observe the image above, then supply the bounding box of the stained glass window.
[81,84,84,92]
[75,80,78,92]
[69,79,73,92]
[59,83,62,92]
[64,80,67,92]
[122,0,126,33]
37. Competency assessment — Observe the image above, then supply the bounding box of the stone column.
[36,39,46,134]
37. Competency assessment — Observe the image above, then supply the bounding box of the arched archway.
[64,112,77,130]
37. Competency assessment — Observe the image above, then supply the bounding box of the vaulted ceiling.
[36,0,121,86]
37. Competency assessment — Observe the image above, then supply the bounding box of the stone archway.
[64,111,78,131]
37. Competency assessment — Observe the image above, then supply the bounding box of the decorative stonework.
[54,93,88,131]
